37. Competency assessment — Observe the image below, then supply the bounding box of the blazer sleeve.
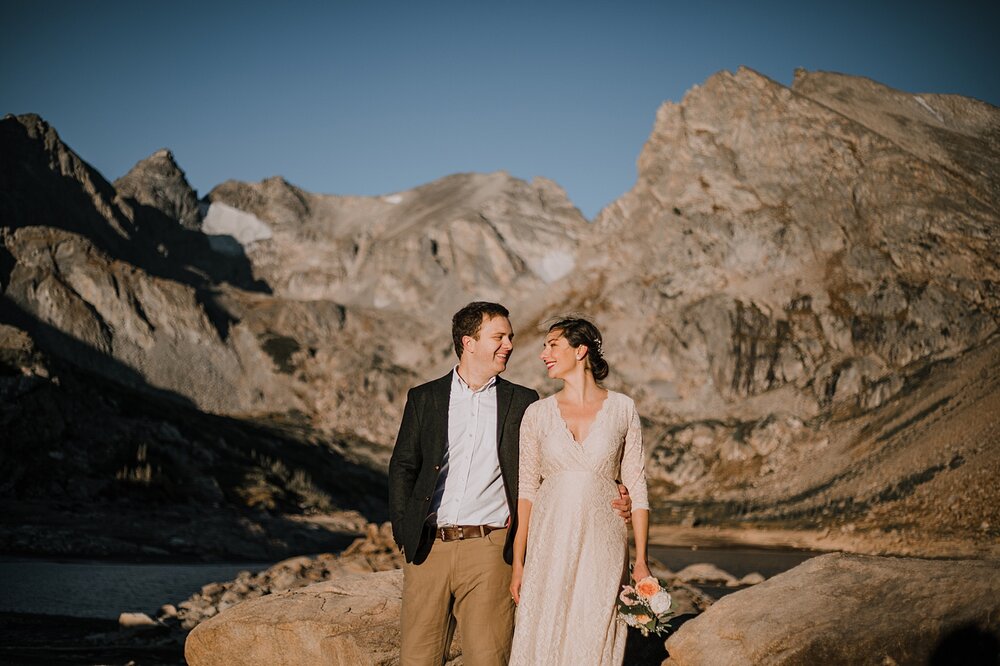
[388,388,421,546]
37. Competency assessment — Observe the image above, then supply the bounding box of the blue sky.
[3,1,998,219]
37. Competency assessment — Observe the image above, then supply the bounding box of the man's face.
[464,315,514,377]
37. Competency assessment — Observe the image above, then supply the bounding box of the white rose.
[649,591,672,615]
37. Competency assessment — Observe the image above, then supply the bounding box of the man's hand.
[611,483,632,524]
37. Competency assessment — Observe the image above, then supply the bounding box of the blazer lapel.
[427,372,453,464]
[495,377,514,452]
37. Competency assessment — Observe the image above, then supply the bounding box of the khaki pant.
[400,527,514,666]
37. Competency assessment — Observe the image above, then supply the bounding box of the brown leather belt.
[435,525,498,541]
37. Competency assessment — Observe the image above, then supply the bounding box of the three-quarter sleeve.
[621,400,649,511]
[518,404,542,502]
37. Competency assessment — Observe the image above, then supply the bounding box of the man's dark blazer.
[388,371,539,565]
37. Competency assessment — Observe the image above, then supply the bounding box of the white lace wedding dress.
[509,391,649,666]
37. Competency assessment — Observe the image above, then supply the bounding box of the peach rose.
[635,576,661,599]
[635,614,651,624]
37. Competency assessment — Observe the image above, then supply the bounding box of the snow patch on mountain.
[532,249,575,283]
[201,202,273,253]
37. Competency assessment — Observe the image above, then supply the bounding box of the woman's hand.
[632,560,652,583]
[509,566,524,605]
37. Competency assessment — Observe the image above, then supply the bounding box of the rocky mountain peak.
[203,169,587,320]
[1,113,135,248]
[114,148,202,230]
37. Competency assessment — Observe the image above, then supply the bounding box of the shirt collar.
[452,366,497,394]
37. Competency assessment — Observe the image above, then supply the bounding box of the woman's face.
[540,329,584,379]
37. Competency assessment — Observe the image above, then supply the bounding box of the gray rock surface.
[663,552,1000,665]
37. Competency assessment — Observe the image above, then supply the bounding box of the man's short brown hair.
[452,301,510,359]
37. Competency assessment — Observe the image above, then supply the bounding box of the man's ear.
[462,335,475,354]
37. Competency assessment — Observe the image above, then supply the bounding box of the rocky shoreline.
[3,522,997,664]
[0,523,756,665]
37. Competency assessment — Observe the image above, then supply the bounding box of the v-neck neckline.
[553,392,612,447]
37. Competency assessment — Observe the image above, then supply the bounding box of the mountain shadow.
[0,298,387,562]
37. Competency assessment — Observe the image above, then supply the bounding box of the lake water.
[0,546,819,620]
[649,545,819,579]
[0,557,271,619]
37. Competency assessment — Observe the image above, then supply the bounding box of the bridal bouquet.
[616,575,674,636]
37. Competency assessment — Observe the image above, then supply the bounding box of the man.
[388,302,630,665]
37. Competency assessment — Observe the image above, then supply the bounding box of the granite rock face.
[564,68,1000,548]
[588,67,998,420]
[663,552,1000,665]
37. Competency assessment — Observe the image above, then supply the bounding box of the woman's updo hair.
[548,317,609,381]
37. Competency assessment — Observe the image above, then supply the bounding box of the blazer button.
[434,465,440,471]
[424,496,430,501]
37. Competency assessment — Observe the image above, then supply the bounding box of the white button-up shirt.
[428,368,508,528]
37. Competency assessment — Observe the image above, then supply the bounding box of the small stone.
[119,612,157,628]
[675,563,739,586]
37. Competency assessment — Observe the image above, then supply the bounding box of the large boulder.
[663,552,1000,665]
[184,569,427,666]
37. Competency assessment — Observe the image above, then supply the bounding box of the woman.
[509,318,650,665]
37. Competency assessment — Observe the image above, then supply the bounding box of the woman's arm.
[621,399,651,580]
[631,508,651,581]
[511,406,541,604]
[509,498,533,603]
